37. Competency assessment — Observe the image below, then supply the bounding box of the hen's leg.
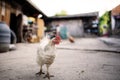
[44,65,54,79]
[36,65,45,75]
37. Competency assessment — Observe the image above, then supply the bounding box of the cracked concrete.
[0,38,120,80]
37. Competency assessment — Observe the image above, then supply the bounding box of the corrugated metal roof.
[10,0,47,18]
[46,12,98,20]
[51,12,98,18]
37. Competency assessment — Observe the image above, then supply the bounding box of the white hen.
[36,35,61,79]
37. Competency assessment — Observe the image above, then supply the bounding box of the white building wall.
[111,15,115,30]
[51,19,84,37]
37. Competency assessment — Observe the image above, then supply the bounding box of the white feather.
[37,36,56,66]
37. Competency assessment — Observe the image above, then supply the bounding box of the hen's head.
[52,35,61,45]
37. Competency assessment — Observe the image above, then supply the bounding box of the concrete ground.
[98,37,120,47]
[0,38,120,80]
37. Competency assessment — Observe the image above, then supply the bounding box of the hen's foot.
[36,71,45,76]
[43,73,54,79]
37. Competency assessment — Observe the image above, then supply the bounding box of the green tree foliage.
[99,11,111,36]
[55,10,67,16]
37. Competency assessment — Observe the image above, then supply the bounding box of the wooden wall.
[37,18,45,40]
[0,1,2,21]
[0,1,11,26]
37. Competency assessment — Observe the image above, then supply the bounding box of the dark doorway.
[10,13,17,35]
[16,14,23,43]
[10,13,23,43]
[10,13,17,42]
